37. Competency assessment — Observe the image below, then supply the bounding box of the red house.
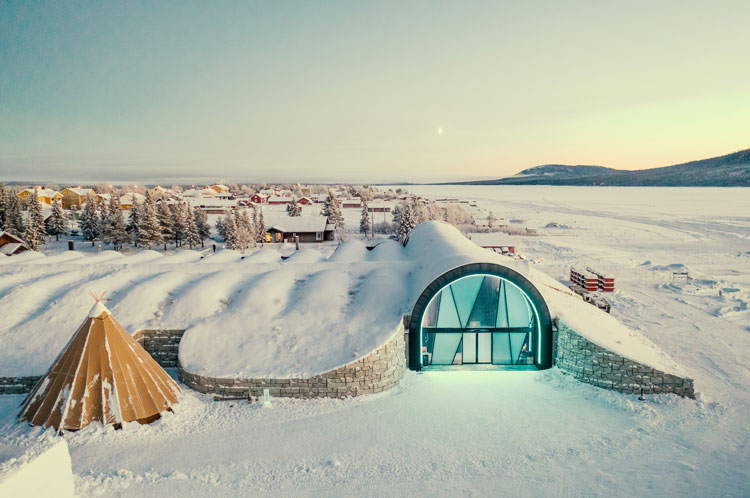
[250,194,267,204]
[298,197,313,205]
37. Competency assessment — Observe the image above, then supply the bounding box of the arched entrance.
[409,263,553,371]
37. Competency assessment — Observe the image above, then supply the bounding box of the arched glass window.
[420,274,539,367]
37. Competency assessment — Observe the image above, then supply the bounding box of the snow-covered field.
[1,186,749,497]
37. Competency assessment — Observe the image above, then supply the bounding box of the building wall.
[132,329,185,367]
[179,323,406,399]
[554,319,695,398]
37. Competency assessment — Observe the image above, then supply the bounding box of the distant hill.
[449,149,750,186]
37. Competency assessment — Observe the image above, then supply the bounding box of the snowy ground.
[1,186,749,496]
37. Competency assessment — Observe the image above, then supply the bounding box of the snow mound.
[243,247,283,263]
[0,251,44,264]
[369,239,407,261]
[327,239,369,262]
[72,250,124,264]
[158,250,205,264]
[284,248,325,264]
[200,249,243,263]
[119,250,163,264]
[0,439,74,498]
[20,251,84,265]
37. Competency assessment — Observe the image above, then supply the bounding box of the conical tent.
[18,299,181,431]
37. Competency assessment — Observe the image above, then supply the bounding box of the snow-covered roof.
[267,196,292,202]
[63,187,94,196]
[0,221,686,380]
[120,193,145,203]
[0,242,25,255]
[265,215,329,233]
[20,188,60,198]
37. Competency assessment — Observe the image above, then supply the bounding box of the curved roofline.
[408,262,553,371]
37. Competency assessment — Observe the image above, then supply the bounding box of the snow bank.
[369,239,408,261]
[0,251,44,264]
[72,250,124,264]
[327,239,369,262]
[0,439,74,498]
[284,248,325,264]
[19,251,84,265]
[157,250,206,264]
[243,246,283,263]
[200,249,243,264]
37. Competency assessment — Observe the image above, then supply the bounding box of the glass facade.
[420,274,537,368]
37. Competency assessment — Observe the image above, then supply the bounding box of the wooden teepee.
[18,293,181,431]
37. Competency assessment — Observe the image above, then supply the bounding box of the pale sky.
[1,1,749,183]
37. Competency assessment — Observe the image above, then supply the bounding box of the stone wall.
[132,329,185,368]
[178,324,406,399]
[0,376,41,395]
[555,319,695,398]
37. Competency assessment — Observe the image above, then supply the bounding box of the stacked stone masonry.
[132,329,185,368]
[555,319,695,398]
[0,376,42,395]
[179,327,407,399]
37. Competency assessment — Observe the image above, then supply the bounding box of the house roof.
[0,243,25,255]
[20,188,60,198]
[265,214,329,233]
[120,193,145,203]
[63,187,94,196]
[0,231,25,244]
[267,196,293,203]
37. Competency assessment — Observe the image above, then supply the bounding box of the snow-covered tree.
[3,190,25,237]
[322,190,344,229]
[24,191,46,250]
[487,210,497,229]
[79,193,100,245]
[137,191,163,249]
[98,197,111,242]
[157,202,173,250]
[184,205,202,249]
[170,203,186,247]
[126,201,142,246]
[397,200,418,245]
[223,213,237,249]
[103,195,129,250]
[231,210,253,251]
[255,206,267,243]
[359,199,370,234]
[194,207,210,247]
[215,216,227,240]
[286,198,302,217]
[0,182,7,231]
[47,200,68,241]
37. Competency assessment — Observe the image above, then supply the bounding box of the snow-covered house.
[265,215,334,242]
[267,196,293,205]
[119,192,146,210]
[60,187,95,209]
[0,222,695,401]
[210,184,229,194]
[249,194,267,204]
[0,231,28,256]
[17,188,63,205]
[182,188,216,199]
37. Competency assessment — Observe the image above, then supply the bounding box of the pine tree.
[215,216,227,240]
[286,198,302,217]
[224,213,237,249]
[79,193,100,246]
[0,182,7,231]
[359,198,370,234]
[232,210,251,251]
[184,205,202,249]
[24,191,47,250]
[487,210,497,229]
[171,203,186,247]
[48,200,68,241]
[137,191,163,249]
[126,201,142,246]
[397,200,418,245]
[157,201,173,250]
[194,207,210,247]
[322,191,344,229]
[98,197,111,243]
[256,207,267,243]
[5,190,25,237]
[103,195,129,250]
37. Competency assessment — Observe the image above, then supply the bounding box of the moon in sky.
[437,127,443,135]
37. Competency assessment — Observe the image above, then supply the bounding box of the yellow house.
[120,192,145,210]
[61,187,95,209]
[210,184,229,194]
[17,187,63,205]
